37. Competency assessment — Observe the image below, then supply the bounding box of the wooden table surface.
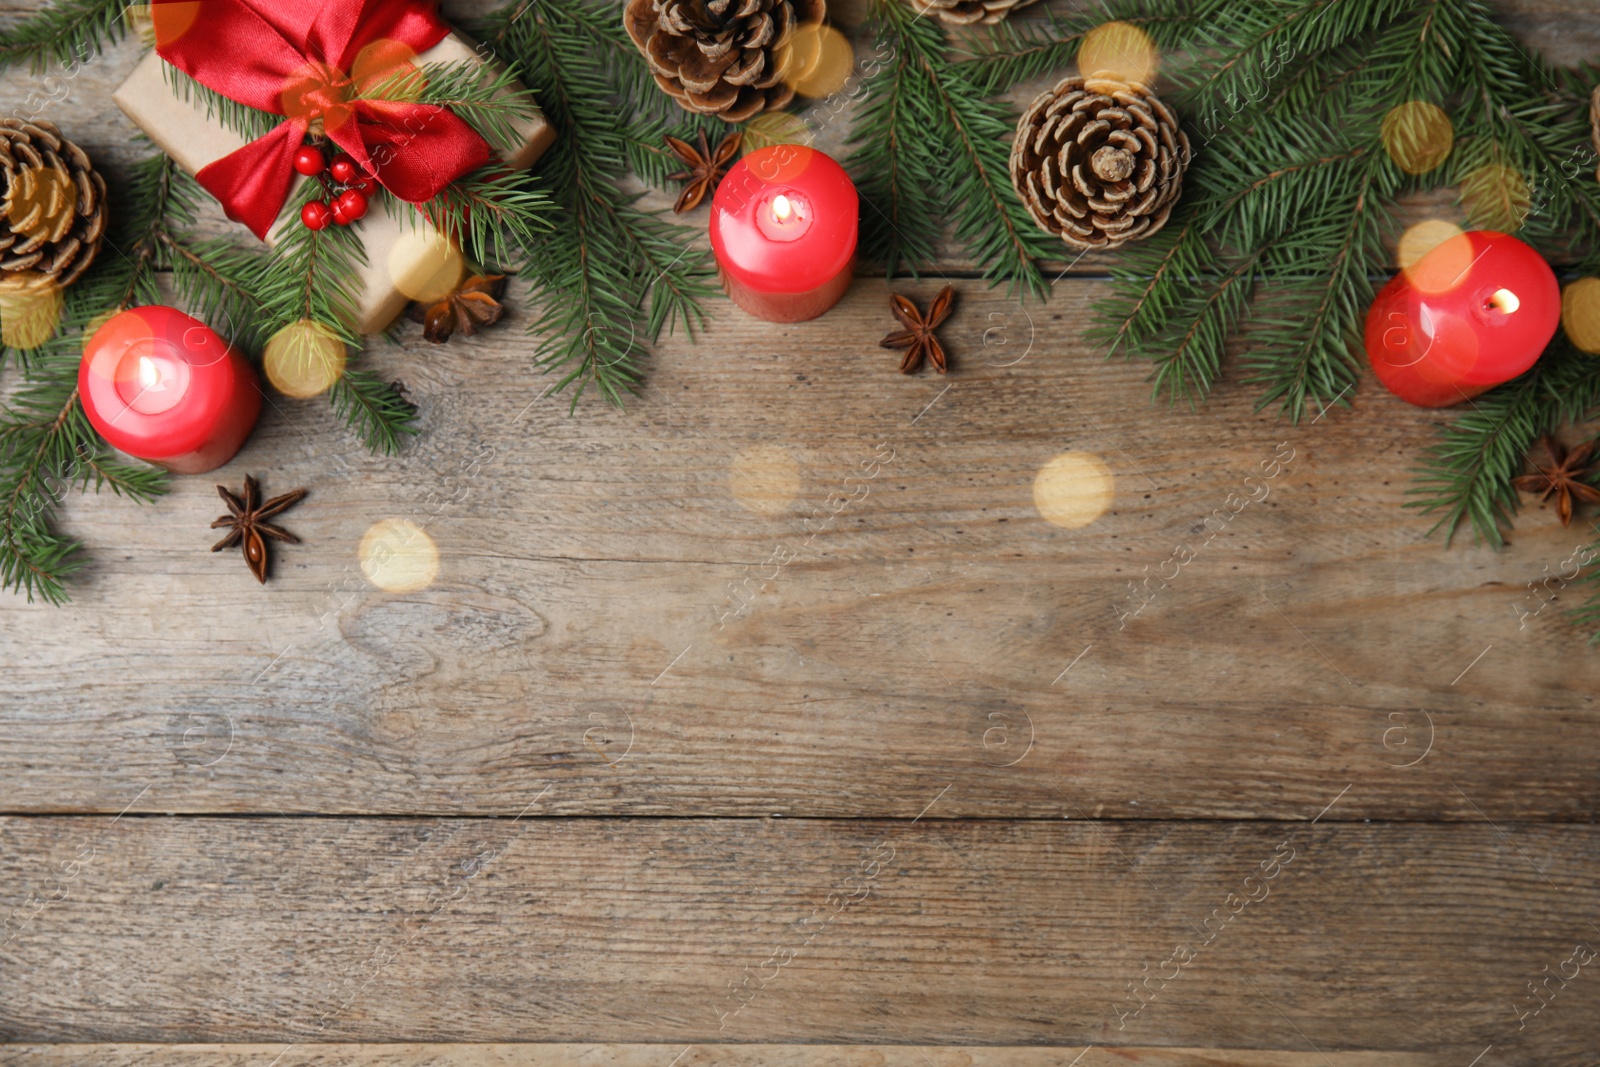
[4,1,1600,1064]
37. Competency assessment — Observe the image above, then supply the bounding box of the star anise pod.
[407,274,506,344]
[665,129,741,213]
[880,285,955,374]
[1512,434,1600,526]
[211,475,307,584]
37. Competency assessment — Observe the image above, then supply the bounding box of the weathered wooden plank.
[0,819,1593,1062]
[4,279,1600,819]
[0,1044,1444,1066]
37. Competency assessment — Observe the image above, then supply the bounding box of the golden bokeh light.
[351,38,423,99]
[263,319,347,399]
[1033,451,1115,529]
[1397,219,1465,275]
[729,445,801,516]
[780,24,854,98]
[1562,277,1600,355]
[743,111,814,155]
[389,225,465,304]
[360,518,439,593]
[1079,21,1158,85]
[149,0,200,46]
[1404,228,1477,295]
[1380,101,1454,175]
[0,275,63,349]
[1461,162,1530,232]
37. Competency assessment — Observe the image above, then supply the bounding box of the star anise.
[665,129,741,213]
[880,285,955,374]
[407,274,506,344]
[211,475,307,584]
[1512,434,1600,526]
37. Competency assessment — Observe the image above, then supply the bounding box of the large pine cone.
[1009,76,1189,251]
[910,0,1039,26]
[624,0,825,123]
[0,119,106,287]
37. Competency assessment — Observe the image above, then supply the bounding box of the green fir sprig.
[0,155,177,603]
[847,0,1058,297]
[482,0,716,409]
[0,0,129,74]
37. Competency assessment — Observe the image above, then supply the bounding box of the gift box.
[114,24,554,334]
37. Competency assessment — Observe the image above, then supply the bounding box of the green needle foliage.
[0,0,128,73]
[0,155,176,604]
[1408,340,1600,547]
[481,0,715,410]
[1053,0,1600,542]
[847,0,1058,297]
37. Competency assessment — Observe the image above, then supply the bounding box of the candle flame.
[1488,287,1520,314]
[137,354,163,391]
[772,194,793,221]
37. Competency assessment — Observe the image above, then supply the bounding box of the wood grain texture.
[3,0,1599,1059]
[2,818,1596,1063]
[0,1045,1444,1066]
[3,278,1600,818]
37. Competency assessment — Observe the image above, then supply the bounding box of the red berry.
[350,175,378,196]
[329,154,360,185]
[331,189,368,225]
[301,199,334,230]
[292,145,325,176]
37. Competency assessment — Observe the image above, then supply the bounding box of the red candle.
[710,144,857,323]
[79,306,261,474]
[1365,230,1560,407]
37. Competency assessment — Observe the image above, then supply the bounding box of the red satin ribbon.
[152,0,491,239]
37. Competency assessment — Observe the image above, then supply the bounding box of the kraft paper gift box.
[113,32,555,334]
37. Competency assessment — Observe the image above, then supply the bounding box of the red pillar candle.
[1364,230,1560,407]
[710,144,857,323]
[79,306,261,474]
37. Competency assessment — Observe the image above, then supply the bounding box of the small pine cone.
[0,119,107,288]
[624,0,826,123]
[909,0,1039,26]
[1009,76,1190,252]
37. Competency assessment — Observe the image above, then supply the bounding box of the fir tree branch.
[483,0,713,409]
[0,0,127,74]
[849,0,1053,295]
[1408,342,1600,546]
[0,153,177,602]
[329,367,419,455]
[417,165,550,270]
[162,68,282,141]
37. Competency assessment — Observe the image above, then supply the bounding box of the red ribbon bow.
[153,0,491,239]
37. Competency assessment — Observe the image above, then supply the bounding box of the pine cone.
[1009,76,1189,252]
[624,0,825,123]
[909,0,1039,26]
[0,119,107,288]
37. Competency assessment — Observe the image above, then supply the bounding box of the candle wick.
[772,194,793,221]
[137,355,162,391]
[1488,288,1520,314]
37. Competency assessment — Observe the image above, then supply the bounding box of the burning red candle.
[1365,230,1560,407]
[79,306,261,474]
[710,144,857,323]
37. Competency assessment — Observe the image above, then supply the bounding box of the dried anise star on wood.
[407,274,506,344]
[664,130,741,213]
[1512,434,1600,526]
[880,285,955,374]
[211,475,307,584]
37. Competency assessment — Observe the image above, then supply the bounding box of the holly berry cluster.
[293,143,375,230]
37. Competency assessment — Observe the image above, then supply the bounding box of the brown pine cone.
[0,119,107,288]
[1009,76,1189,252]
[910,0,1039,26]
[624,0,825,123]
